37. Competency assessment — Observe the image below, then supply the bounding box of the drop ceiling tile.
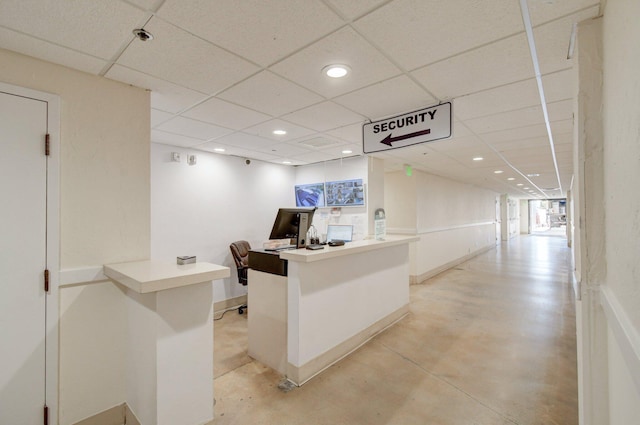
[426,135,485,152]
[333,75,436,120]
[181,97,271,130]
[213,132,280,151]
[527,0,600,25]
[291,150,336,164]
[0,27,108,75]
[551,119,573,136]
[260,142,314,157]
[454,79,540,121]
[157,0,344,67]
[218,70,323,117]
[354,0,524,70]
[542,69,574,103]
[243,119,315,142]
[281,101,365,132]
[151,109,174,127]
[126,0,161,11]
[465,105,545,134]
[270,26,401,98]
[106,64,209,113]
[325,0,388,19]
[534,6,600,75]
[479,123,550,144]
[156,116,232,140]
[326,122,364,144]
[547,99,573,122]
[412,33,534,99]
[117,17,259,94]
[0,0,147,59]
[151,129,204,147]
[491,136,549,151]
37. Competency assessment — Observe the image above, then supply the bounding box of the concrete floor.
[213,234,577,425]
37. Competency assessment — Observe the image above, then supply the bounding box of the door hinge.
[44,269,49,292]
[45,134,50,156]
[43,405,49,425]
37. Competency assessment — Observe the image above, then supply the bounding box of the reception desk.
[248,235,418,385]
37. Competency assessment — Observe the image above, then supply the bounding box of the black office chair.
[230,240,250,314]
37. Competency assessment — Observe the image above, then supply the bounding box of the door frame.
[1,81,60,423]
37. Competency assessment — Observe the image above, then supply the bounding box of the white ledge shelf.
[104,260,229,293]
[279,235,419,263]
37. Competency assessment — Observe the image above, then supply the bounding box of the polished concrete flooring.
[213,234,578,424]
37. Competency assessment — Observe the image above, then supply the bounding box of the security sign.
[363,102,452,154]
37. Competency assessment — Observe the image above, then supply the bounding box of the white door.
[0,91,48,424]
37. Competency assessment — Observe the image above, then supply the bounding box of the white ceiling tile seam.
[519,0,563,195]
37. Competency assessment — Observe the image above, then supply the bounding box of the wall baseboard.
[410,244,494,284]
[214,295,247,313]
[600,285,640,395]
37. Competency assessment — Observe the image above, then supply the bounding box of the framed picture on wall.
[295,182,326,207]
[325,179,365,206]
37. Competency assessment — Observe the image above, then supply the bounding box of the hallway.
[213,235,577,425]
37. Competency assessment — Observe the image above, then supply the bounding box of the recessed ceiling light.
[507,177,515,181]
[283,160,292,164]
[213,148,225,152]
[494,170,504,174]
[472,157,483,161]
[273,129,287,135]
[523,187,530,189]
[526,173,540,177]
[342,149,353,154]
[517,183,524,186]
[323,64,350,78]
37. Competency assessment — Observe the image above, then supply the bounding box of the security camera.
[245,159,251,165]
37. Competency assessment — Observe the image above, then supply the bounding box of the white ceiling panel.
[106,64,209,113]
[0,0,147,59]
[0,27,107,75]
[117,17,259,94]
[271,26,401,98]
[354,0,524,70]
[181,97,271,131]
[151,130,205,148]
[534,6,600,75]
[282,101,365,132]
[542,69,575,103]
[0,0,585,198]
[325,0,389,20]
[213,132,280,151]
[243,119,316,142]
[156,116,232,141]
[151,109,174,128]
[527,0,600,25]
[158,0,344,67]
[218,70,323,116]
[412,33,534,99]
[454,79,540,121]
[333,75,435,121]
[465,106,545,135]
[326,123,364,145]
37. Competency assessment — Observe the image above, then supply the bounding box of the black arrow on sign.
[380,128,431,147]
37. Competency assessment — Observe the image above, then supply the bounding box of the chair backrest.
[230,240,251,268]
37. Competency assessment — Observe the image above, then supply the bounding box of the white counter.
[104,260,229,425]
[248,235,417,386]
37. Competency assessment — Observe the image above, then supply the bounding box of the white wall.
[151,143,295,304]
[601,0,640,422]
[385,169,497,282]
[0,48,150,425]
[519,199,529,234]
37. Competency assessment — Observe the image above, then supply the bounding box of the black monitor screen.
[269,208,316,240]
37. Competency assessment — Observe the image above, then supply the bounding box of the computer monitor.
[268,207,316,248]
[326,224,353,243]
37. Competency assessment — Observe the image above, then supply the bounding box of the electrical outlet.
[171,152,181,162]
[188,154,197,165]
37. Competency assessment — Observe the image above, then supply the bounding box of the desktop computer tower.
[296,212,310,248]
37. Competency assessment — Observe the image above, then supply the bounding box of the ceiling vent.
[298,137,340,149]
